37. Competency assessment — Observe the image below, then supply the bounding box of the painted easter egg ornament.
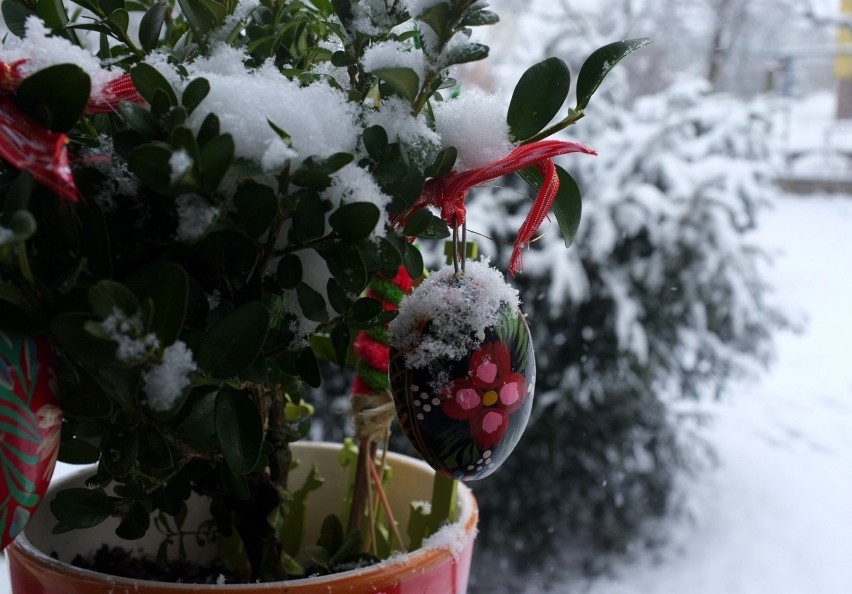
[389,259,535,480]
[0,332,61,551]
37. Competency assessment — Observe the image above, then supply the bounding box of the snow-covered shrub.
[466,78,788,579]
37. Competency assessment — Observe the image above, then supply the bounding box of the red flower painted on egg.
[441,341,527,449]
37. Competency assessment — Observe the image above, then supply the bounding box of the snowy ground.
[563,193,852,594]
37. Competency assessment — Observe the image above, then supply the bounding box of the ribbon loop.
[401,140,597,276]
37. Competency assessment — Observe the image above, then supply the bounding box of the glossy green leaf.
[138,1,166,52]
[177,0,216,44]
[115,501,150,540]
[508,57,571,142]
[106,8,129,35]
[362,125,388,159]
[277,253,303,290]
[323,245,367,294]
[34,0,79,43]
[101,425,139,477]
[15,64,90,132]
[199,133,234,191]
[125,262,188,346]
[197,301,270,377]
[519,164,582,247]
[51,488,115,530]
[576,38,651,111]
[295,348,321,388]
[181,77,210,115]
[352,297,382,321]
[441,42,488,68]
[292,153,354,189]
[417,1,450,43]
[137,425,172,471]
[132,63,177,109]
[373,67,420,103]
[329,202,380,241]
[296,283,328,323]
[424,147,457,178]
[2,1,33,38]
[127,143,172,191]
[290,191,327,243]
[176,390,217,451]
[88,279,140,319]
[330,323,350,366]
[326,278,352,315]
[403,242,424,279]
[119,102,161,140]
[215,387,263,474]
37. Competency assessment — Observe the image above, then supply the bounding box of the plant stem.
[520,109,586,144]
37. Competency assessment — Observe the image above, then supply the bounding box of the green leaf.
[220,461,250,500]
[106,8,129,35]
[115,501,150,540]
[176,0,216,44]
[401,208,431,237]
[34,0,79,43]
[575,38,651,111]
[138,0,166,52]
[127,143,172,192]
[125,262,188,345]
[403,242,424,279]
[176,390,217,451]
[373,67,420,103]
[277,254,303,290]
[519,165,582,247]
[51,488,115,530]
[292,153,354,189]
[15,64,90,132]
[508,57,571,142]
[330,323,350,366]
[323,245,367,294]
[137,425,173,471]
[101,425,139,477]
[119,103,161,140]
[326,278,351,315]
[197,301,270,377]
[352,297,382,321]
[362,125,388,159]
[2,0,34,38]
[424,147,457,178]
[88,280,140,319]
[233,181,277,237]
[215,387,263,474]
[291,191,327,243]
[199,134,235,191]
[417,1,451,43]
[131,62,177,108]
[296,283,328,323]
[440,42,488,68]
[330,0,352,24]
[182,77,210,115]
[329,202,380,241]
[295,348,321,388]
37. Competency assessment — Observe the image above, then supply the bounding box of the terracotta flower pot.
[7,442,478,593]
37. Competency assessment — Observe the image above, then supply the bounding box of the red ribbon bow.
[404,139,596,276]
[0,60,145,202]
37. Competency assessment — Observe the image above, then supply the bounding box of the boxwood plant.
[0,0,644,583]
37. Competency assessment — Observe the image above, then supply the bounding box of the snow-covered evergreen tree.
[465,79,789,586]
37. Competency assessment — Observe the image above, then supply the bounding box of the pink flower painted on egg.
[441,341,527,449]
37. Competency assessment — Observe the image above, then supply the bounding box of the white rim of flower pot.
[10,441,478,590]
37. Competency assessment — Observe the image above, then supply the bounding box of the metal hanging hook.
[452,216,467,277]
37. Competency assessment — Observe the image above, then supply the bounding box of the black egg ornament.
[389,260,535,481]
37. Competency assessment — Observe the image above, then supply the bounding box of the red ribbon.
[403,139,596,276]
[0,60,145,202]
